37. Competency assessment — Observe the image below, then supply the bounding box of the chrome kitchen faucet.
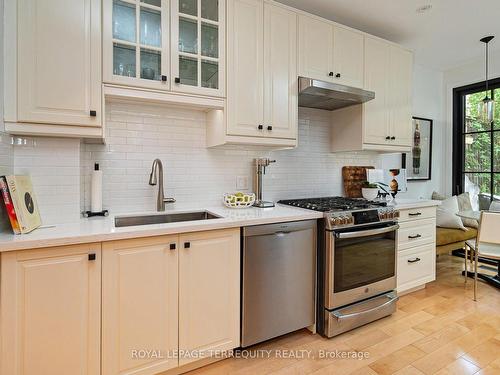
[149,159,176,211]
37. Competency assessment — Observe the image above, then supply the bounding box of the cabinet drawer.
[397,243,436,292]
[398,206,436,222]
[397,218,436,250]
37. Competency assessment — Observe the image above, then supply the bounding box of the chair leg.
[464,245,468,284]
[474,247,478,301]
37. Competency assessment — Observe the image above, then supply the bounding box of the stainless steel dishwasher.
[241,220,317,347]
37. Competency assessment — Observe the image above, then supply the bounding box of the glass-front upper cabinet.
[103,0,170,90]
[171,0,225,97]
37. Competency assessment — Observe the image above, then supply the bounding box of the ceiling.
[277,0,500,71]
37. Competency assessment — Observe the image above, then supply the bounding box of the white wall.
[443,49,500,196]
[379,64,445,199]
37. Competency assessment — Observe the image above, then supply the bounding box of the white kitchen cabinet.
[171,0,225,96]
[4,0,103,137]
[211,0,297,146]
[297,15,333,82]
[397,207,437,293]
[298,15,364,89]
[102,236,179,375]
[103,0,171,90]
[103,0,225,97]
[331,37,413,152]
[179,228,240,366]
[1,244,101,375]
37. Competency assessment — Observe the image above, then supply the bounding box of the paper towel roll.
[91,163,103,213]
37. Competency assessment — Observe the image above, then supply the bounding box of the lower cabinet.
[396,207,437,293]
[102,235,179,375]
[0,228,241,375]
[178,230,240,366]
[0,243,102,375]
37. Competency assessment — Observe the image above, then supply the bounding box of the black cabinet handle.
[175,77,181,84]
[90,110,97,117]
[328,72,334,77]
[385,136,390,140]
[267,125,273,131]
[391,136,396,140]
[408,212,422,216]
[335,73,341,78]
[184,242,190,249]
[88,253,96,261]
[408,257,421,264]
[169,243,176,250]
[161,75,167,82]
[408,234,422,239]
[258,125,263,130]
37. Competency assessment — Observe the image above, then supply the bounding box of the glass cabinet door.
[106,0,169,88]
[172,0,224,96]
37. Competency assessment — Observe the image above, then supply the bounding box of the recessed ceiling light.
[416,4,432,13]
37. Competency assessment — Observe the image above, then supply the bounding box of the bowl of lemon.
[223,192,256,208]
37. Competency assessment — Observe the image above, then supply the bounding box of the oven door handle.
[335,224,399,239]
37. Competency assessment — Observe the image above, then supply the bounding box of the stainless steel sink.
[114,211,221,227]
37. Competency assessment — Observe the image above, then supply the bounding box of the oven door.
[325,222,398,309]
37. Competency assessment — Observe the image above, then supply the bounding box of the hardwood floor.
[189,255,500,375]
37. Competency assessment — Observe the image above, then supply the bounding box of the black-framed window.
[453,77,500,209]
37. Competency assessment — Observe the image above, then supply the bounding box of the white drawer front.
[398,206,436,222]
[397,218,436,250]
[397,243,436,293]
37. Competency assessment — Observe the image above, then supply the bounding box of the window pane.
[495,88,500,130]
[464,133,491,172]
[140,48,161,80]
[140,7,161,47]
[141,0,161,7]
[201,23,218,58]
[495,131,500,172]
[113,43,136,77]
[201,60,218,89]
[465,91,492,132]
[465,173,491,210]
[179,17,198,54]
[179,56,198,86]
[113,0,136,43]
[179,0,197,16]
[201,0,218,21]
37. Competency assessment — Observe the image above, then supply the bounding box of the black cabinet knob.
[328,72,334,77]
[258,125,263,130]
[385,136,390,140]
[161,75,167,82]
[391,136,396,140]
[184,242,191,249]
[88,253,96,261]
[335,73,341,78]
[175,77,181,84]
[169,243,176,250]
[267,125,273,131]
[90,110,97,117]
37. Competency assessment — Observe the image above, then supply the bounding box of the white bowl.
[223,193,256,208]
[362,188,379,200]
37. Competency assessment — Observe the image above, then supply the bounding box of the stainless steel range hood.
[298,77,375,111]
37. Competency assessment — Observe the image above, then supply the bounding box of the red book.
[0,176,21,234]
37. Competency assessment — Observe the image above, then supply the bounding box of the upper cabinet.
[103,0,225,97]
[298,15,364,89]
[208,0,297,147]
[4,0,103,138]
[331,37,413,152]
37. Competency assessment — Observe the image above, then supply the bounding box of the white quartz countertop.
[0,199,440,252]
[387,198,441,209]
[0,204,323,252]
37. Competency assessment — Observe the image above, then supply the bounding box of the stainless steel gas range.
[278,197,400,337]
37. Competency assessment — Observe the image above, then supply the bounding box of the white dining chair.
[465,211,500,301]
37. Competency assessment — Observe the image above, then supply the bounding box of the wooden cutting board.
[342,166,374,198]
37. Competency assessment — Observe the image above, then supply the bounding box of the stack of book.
[0,175,42,234]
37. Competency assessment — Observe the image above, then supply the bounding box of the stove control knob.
[394,210,400,218]
[387,210,394,219]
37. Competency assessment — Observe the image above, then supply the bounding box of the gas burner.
[278,196,387,212]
